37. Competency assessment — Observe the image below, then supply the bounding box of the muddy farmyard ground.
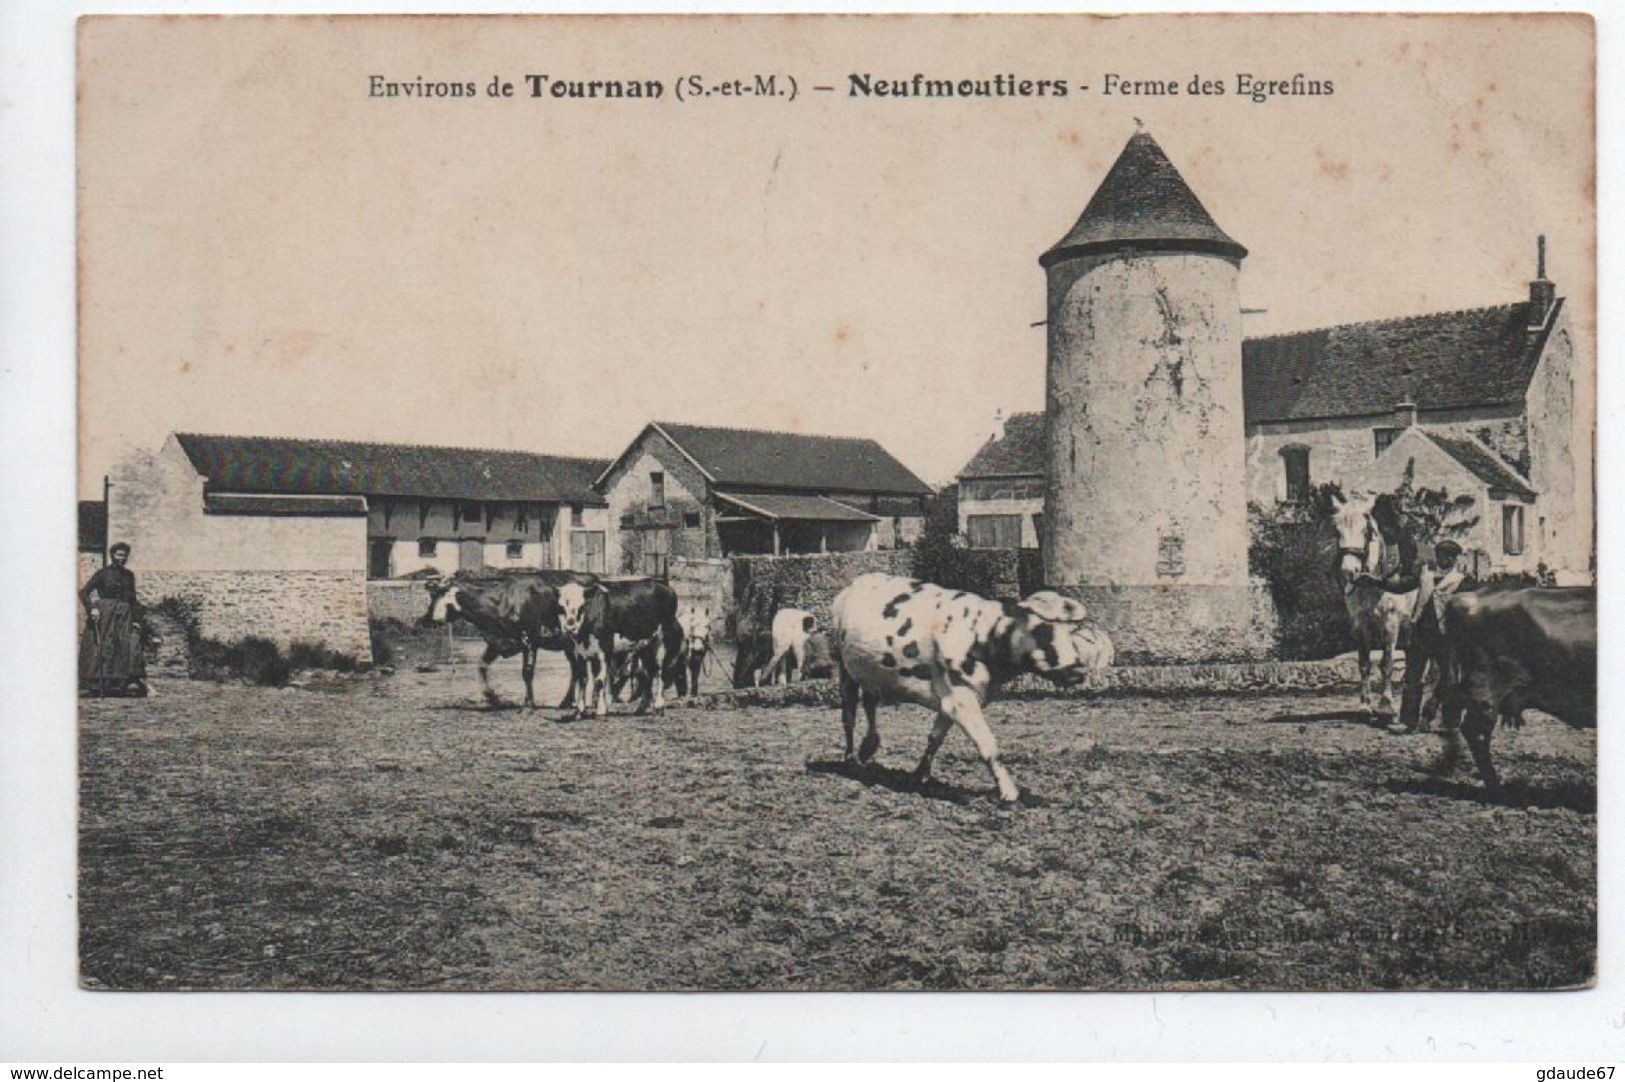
[79,652,1595,992]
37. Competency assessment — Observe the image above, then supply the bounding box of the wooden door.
[459,538,485,571]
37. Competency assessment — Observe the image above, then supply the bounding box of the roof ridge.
[655,420,883,447]
[175,431,611,466]
[1242,300,1529,344]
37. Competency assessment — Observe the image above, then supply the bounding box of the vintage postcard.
[76,13,1596,992]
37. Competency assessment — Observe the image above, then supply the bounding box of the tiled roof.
[78,500,107,552]
[716,492,881,522]
[174,434,610,505]
[1424,431,1536,498]
[1243,300,1560,425]
[1042,131,1247,267]
[957,412,1046,478]
[204,493,368,516]
[647,422,931,496]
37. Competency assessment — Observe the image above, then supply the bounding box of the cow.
[1436,585,1596,794]
[761,607,817,685]
[557,577,683,719]
[419,570,596,708]
[673,604,711,698]
[830,573,1113,805]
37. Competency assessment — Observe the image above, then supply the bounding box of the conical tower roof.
[1040,130,1247,267]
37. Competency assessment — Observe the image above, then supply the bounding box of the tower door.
[459,538,485,571]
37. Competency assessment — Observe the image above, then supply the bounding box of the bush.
[286,640,359,673]
[147,595,204,646]
[191,635,291,686]
[1248,500,1348,660]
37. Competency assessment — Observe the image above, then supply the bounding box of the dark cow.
[1438,585,1596,793]
[557,577,683,718]
[419,570,596,708]
[830,572,1113,804]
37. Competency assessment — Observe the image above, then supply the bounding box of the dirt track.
[79,651,1595,991]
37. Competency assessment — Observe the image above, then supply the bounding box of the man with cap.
[79,541,149,697]
[1356,536,1474,730]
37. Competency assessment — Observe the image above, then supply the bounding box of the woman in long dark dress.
[79,541,148,697]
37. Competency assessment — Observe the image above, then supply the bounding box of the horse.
[1329,491,1417,719]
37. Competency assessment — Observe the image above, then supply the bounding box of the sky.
[77,14,1595,494]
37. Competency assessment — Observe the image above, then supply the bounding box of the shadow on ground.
[1386,774,1596,813]
[804,758,1048,808]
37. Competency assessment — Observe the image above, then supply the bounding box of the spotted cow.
[830,573,1113,804]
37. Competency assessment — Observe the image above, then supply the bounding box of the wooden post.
[772,521,781,556]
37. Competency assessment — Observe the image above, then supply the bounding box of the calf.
[1437,585,1596,793]
[830,573,1113,804]
[673,604,711,698]
[557,577,682,719]
[762,607,817,685]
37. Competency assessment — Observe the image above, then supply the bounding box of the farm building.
[98,433,612,658]
[595,421,932,573]
[959,133,1592,587]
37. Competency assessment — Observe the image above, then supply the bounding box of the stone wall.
[77,551,104,588]
[368,580,430,626]
[731,550,914,636]
[141,569,372,662]
[1056,581,1278,666]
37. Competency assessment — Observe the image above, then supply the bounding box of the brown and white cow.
[419,570,597,708]
[557,577,683,719]
[830,573,1113,804]
[1437,585,1596,793]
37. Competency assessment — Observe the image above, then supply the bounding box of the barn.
[595,421,932,574]
[98,433,612,660]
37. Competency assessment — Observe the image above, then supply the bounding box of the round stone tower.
[1041,130,1266,661]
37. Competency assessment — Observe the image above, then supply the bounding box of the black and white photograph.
[63,11,1596,1003]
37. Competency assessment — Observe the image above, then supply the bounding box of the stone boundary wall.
[142,570,371,662]
[731,550,915,636]
[693,656,1359,710]
[77,551,104,587]
[1055,580,1279,665]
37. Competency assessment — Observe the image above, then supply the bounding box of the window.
[967,513,1022,549]
[650,471,666,509]
[1373,427,1400,457]
[1281,446,1311,502]
[506,540,525,560]
[642,526,671,577]
[461,502,482,525]
[683,511,701,529]
[571,503,584,527]
[1503,505,1525,555]
[418,538,438,558]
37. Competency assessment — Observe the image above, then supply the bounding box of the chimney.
[1529,234,1556,328]
[1394,401,1418,429]
[991,407,1006,442]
